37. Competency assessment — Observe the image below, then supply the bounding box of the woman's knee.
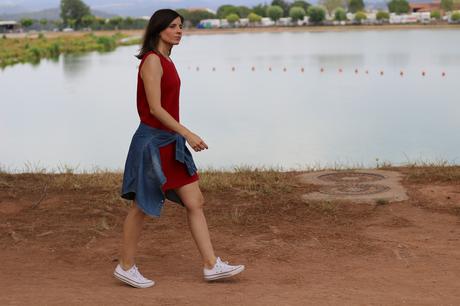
[131,201,146,217]
[184,195,205,212]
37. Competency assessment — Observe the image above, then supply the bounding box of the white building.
[198,19,220,28]
[261,17,275,26]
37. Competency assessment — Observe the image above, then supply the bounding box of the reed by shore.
[0,32,139,68]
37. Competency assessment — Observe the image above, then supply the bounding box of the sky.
[0,0,270,16]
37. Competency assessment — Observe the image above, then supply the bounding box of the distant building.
[0,21,19,33]
[409,0,441,12]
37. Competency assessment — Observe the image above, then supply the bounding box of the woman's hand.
[184,131,208,152]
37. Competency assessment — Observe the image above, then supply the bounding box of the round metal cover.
[318,172,385,183]
[319,184,390,196]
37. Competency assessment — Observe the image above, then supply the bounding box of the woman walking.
[114,9,245,288]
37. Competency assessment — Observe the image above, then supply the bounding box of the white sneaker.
[113,264,155,288]
[203,257,245,281]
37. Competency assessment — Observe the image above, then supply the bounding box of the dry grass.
[397,163,460,184]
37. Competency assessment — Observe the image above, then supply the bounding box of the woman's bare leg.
[174,181,217,269]
[119,201,146,270]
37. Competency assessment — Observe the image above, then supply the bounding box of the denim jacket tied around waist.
[121,122,197,217]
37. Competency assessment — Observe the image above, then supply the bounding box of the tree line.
[15,0,460,31]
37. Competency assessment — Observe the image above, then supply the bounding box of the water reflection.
[385,53,411,67]
[312,54,365,66]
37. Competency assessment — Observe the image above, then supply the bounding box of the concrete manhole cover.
[297,170,409,204]
[319,184,391,196]
[318,172,385,183]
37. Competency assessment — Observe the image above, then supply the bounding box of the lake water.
[1,29,459,172]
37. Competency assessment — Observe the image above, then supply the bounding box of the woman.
[113,9,245,288]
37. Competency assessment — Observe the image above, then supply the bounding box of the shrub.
[334,7,347,21]
[429,10,440,19]
[96,36,116,51]
[307,6,326,24]
[48,43,61,57]
[376,11,390,20]
[289,6,306,22]
[266,5,284,22]
[226,13,240,24]
[354,11,367,23]
[451,11,460,22]
[248,12,262,23]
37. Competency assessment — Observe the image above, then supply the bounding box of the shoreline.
[4,23,460,40]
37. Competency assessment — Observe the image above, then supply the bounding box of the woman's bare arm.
[141,54,208,151]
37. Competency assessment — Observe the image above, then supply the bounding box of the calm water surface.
[1,29,459,171]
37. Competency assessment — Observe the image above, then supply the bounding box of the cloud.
[92,2,135,9]
[0,0,24,7]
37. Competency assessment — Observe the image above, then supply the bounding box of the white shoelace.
[130,265,147,281]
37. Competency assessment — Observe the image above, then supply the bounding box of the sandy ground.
[0,169,459,305]
[4,23,460,39]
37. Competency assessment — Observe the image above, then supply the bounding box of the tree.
[52,19,64,29]
[186,10,216,26]
[354,11,367,23]
[20,18,34,29]
[376,11,390,20]
[252,4,268,17]
[441,0,454,11]
[321,0,345,15]
[226,13,240,27]
[123,17,134,29]
[334,7,347,21]
[248,12,263,23]
[237,6,252,18]
[60,0,92,28]
[307,6,326,24]
[348,0,365,13]
[81,14,95,28]
[267,5,284,22]
[217,5,238,18]
[39,18,48,30]
[387,0,410,15]
[271,0,290,16]
[451,11,460,22]
[430,10,441,19]
[291,0,311,12]
[289,6,306,21]
[108,16,123,30]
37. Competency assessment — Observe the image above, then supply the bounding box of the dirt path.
[0,170,459,305]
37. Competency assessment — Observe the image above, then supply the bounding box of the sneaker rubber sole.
[204,265,245,281]
[113,271,155,288]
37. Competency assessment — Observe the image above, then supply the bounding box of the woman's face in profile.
[160,16,183,45]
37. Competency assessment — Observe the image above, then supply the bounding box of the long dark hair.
[136,9,184,60]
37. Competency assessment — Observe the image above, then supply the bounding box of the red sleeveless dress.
[137,50,199,191]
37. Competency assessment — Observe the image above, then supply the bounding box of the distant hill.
[0,7,115,21]
[0,0,392,18]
